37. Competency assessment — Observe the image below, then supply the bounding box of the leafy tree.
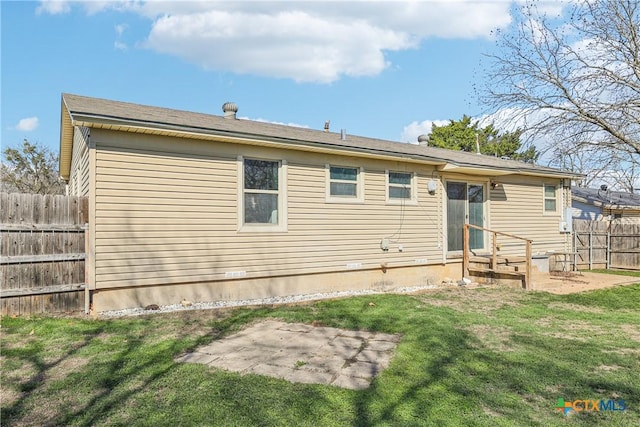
[427,115,539,163]
[1,139,65,194]
[480,0,639,176]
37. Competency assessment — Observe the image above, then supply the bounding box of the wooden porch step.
[469,256,527,265]
[467,267,526,277]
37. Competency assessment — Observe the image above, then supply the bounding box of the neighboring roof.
[572,187,640,210]
[59,93,581,181]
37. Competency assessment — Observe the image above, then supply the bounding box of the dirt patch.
[534,317,556,328]
[535,272,638,294]
[47,356,90,382]
[481,405,502,417]
[620,324,640,343]
[595,364,622,372]
[415,286,524,314]
[539,320,612,342]
[547,302,606,314]
[465,324,515,352]
[602,348,640,356]
[0,386,23,410]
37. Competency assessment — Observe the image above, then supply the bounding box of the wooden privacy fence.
[1,193,88,316]
[573,219,640,270]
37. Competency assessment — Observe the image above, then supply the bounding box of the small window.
[326,165,363,202]
[388,171,413,201]
[240,157,287,231]
[544,184,557,213]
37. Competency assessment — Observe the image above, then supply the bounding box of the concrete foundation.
[92,263,462,312]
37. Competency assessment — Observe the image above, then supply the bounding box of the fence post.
[84,222,90,314]
[606,231,610,270]
[591,230,595,270]
[573,229,577,271]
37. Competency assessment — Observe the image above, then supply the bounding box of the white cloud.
[145,9,415,83]
[15,117,39,132]
[114,23,128,50]
[37,1,515,83]
[115,23,128,36]
[401,119,450,143]
[249,117,309,129]
[36,0,71,15]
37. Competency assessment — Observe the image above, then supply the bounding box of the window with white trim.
[387,171,414,202]
[544,184,557,213]
[326,165,363,202]
[240,158,286,230]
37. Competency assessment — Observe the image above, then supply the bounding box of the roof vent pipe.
[341,129,347,141]
[417,134,428,146]
[324,120,330,132]
[222,102,238,119]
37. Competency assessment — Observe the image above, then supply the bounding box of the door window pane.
[468,184,484,250]
[447,182,466,252]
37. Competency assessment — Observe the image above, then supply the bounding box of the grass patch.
[590,269,640,278]
[1,286,638,426]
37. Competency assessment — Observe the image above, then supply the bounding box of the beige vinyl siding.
[92,130,443,289]
[488,175,568,254]
[69,126,90,196]
[611,209,640,218]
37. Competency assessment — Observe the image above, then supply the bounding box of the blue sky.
[2,1,565,155]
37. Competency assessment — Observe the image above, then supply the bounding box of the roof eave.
[69,114,450,167]
[65,109,581,180]
[437,162,581,179]
[59,95,74,182]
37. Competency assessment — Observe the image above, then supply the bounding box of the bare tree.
[480,0,640,175]
[1,139,65,195]
[550,144,640,191]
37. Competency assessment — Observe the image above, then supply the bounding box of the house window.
[240,157,287,231]
[387,171,414,202]
[544,184,557,213]
[326,165,363,202]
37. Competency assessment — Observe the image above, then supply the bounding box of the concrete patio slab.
[176,320,401,390]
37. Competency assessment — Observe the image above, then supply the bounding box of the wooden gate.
[1,193,88,316]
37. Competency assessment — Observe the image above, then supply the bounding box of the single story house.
[572,187,640,221]
[60,93,580,311]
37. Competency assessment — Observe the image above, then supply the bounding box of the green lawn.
[590,269,640,278]
[2,284,639,426]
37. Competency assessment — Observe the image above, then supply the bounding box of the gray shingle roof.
[61,93,579,179]
[572,187,640,209]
